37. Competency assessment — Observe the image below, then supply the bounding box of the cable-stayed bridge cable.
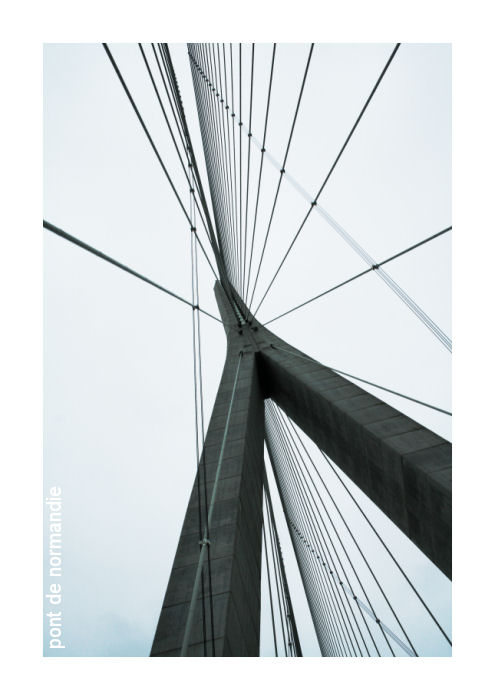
[43,220,222,324]
[241,113,451,350]
[101,43,220,282]
[266,437,334,654]
[269,344,451,416]
[139,44,221,267]
[242,44,255,301]
[253,44,401,317]
[263,467,303,657]
[246,44,277,306]
[267,405,376,655]
[262,513,279,656]
[190,43,239,289]
[263,227,452,352]
[269,405,378,656]
[249,43,315,310]
[267,413,362,655]
[266,414,340,655]
[316,448,452,646]
[267,400,421,655]
[281,408,419,656]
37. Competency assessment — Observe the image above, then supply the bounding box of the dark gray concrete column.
[256,338,451,579]
[150,285,265,656]
[231,286,451,578]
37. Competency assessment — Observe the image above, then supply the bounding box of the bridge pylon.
[150,282,451,656]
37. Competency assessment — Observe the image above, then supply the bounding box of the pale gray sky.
[44,42,451,657]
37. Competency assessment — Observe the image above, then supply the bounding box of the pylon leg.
[258,344,451,579]
[150,286,265,656]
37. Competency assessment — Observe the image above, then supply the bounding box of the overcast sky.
[43,42,451,657]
